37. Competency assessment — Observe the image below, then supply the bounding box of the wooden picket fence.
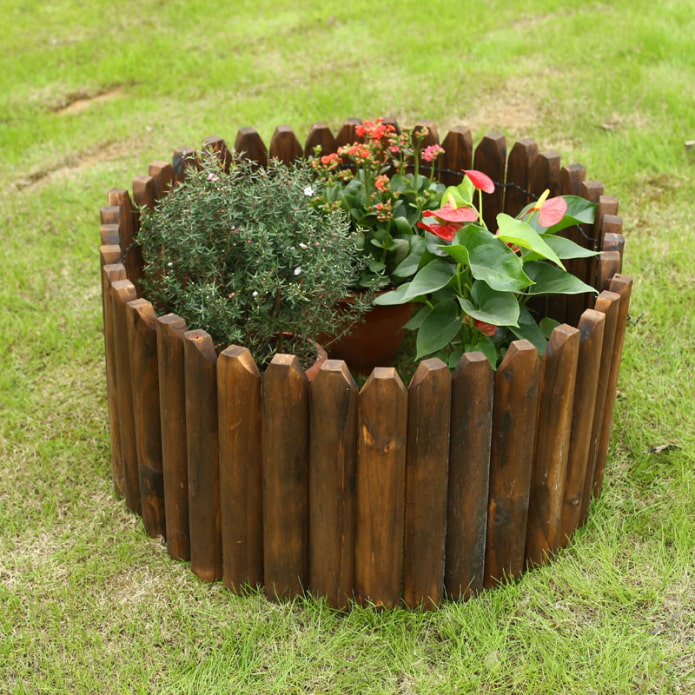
[99,119,632,609]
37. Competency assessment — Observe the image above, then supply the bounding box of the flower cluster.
[310,118,447,288]
[375,170,600,367]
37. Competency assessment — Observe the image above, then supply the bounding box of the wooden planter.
[99,119,631,609]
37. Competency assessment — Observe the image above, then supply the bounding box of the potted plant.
[374,169,600,367]
[136,153,370,372]
[308,118,447,370]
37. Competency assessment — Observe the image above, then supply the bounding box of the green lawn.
[1,0,694,692]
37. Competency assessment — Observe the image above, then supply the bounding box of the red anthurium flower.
[537,195,568,227]
[423,203,478,225]
[474,319,497,337]
[417,220,460,242]
[463,169,495,194]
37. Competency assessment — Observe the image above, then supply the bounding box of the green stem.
[477,189,487,229]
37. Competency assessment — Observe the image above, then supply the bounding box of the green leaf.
[459,281,520,326]
[465,334,498,368]
[390,237,410,265]
[404,304,431,330]
[392,216,414,237]
[523,261,597,296]
[373,283,412,305]
[539,316,560,338]
[392,236,427,279]
[508,305,548,354]
[443,184,471,208]
[400,259,456,301]
[558,195,597,224]
[529,235,600,260]
[415,298,461,359]
[443,225,533,292]
[496,213,565,268]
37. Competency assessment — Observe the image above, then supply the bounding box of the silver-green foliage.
[137,155,370,365]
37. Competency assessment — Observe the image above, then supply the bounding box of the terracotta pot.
[275,332,327,381]
[304,339,328,381]
[321,294,413,375]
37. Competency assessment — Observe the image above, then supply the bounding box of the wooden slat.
[445,352,493,600]
[530,150,561,198]
[440,126,473,185]
[269,125,303,165]
[560,308,605,546]
[473,132,506,230]
[355,368,408,608]
[598,250,622,290]
[579,290,621,524]
[334,118,363,148]
[100,223,120,246]
[103,263,127,497]
[172,146,197,182]
[148,160,174,200]
[526,324,580,568]
[596,195,619,225]
[111,278,141,513]
[601,214,624,244]
[108,188,142,293]
[156,314,190,561]
[202,135,232,171]
[100,205,120,226]
[304,122,337,157]
[484,340,539,587]
[403,359,451,610]
[262,354,310,599]
[548,165,587,325]
[601,232,626,256]
[414,119,439,146]
[100,245,121,268]
[592,275,632,498]
[234,127,268,167]
[132,175,156,212]
[560,164,586,197]
[218,345,263,592]
[126,298,165,539]
[309,360,358,609]
[504,139,538,217]
[573,180,605,320]
[184,329,221,583]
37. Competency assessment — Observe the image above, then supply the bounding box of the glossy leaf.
[496,214,564,268]
[392,235,427,279]
[400,259,456,300]
[442,225,533,292]
[459,281,520,326]
[508,305,548,354]
[542,235,600,259]
[523,261,597,296]
[415,297,461,359]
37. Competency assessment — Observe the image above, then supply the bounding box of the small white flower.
[299,242,308,250]
[207,173,219,182]
[304,185,315,196]
[252,291,259,297]
[294,267,302,276]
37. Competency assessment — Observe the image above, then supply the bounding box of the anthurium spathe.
[463,169,495,194]
[417,202,478,241]
[375,171,601,367]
